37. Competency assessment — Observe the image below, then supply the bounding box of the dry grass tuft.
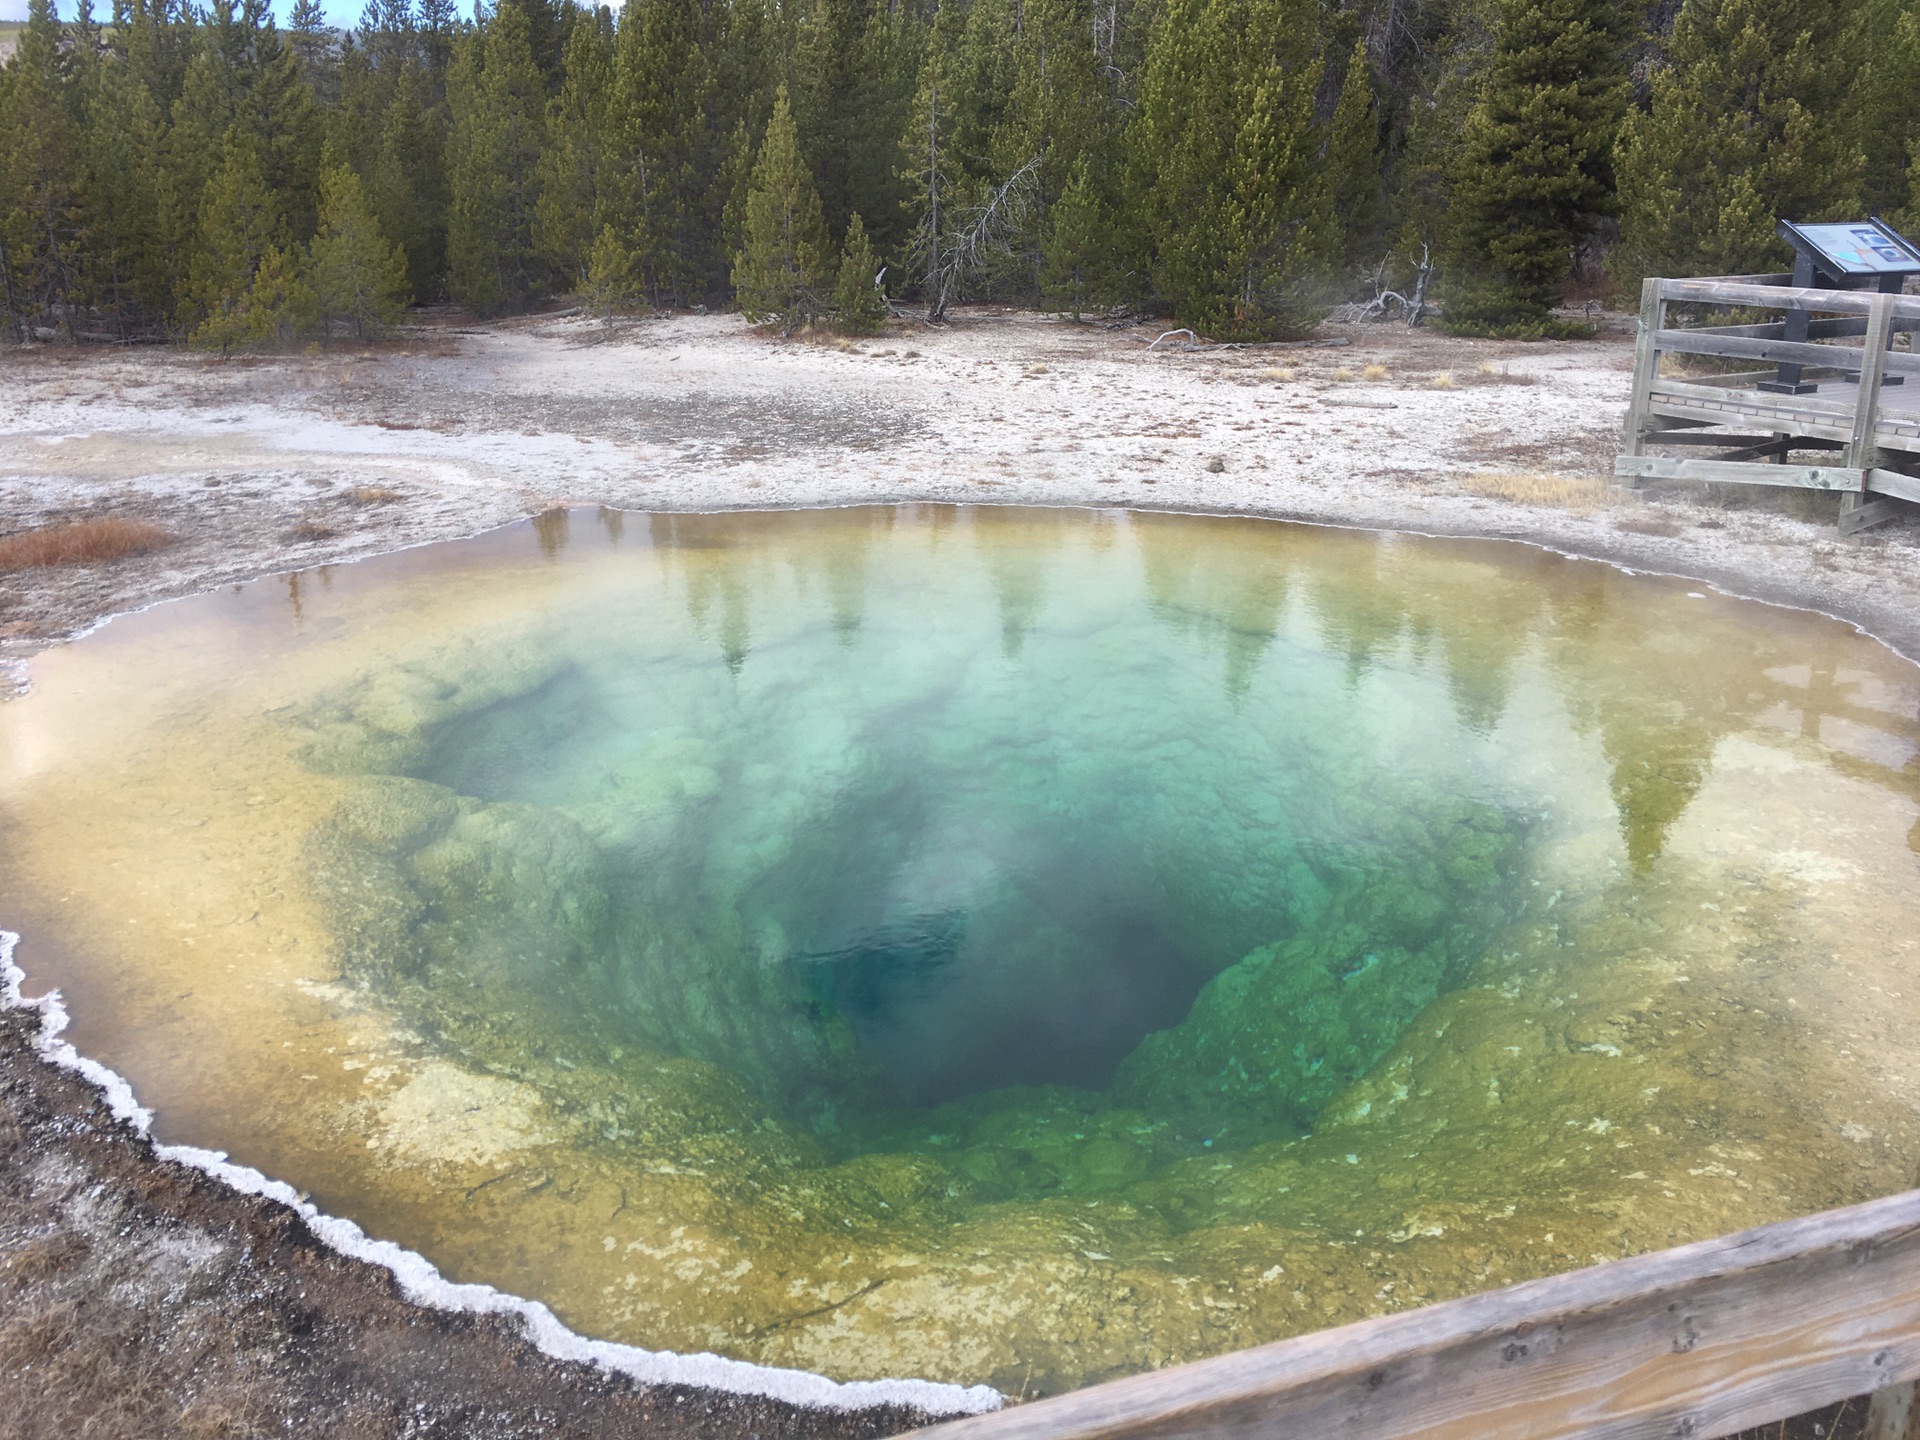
[0,517,171,570]
[1362,363,1390,381]
[1430,371,1458,390]
[1261,365,1297,382]
[282,520,338,543]
[1473,362,1538,385]
[1332,365,1356,382]
[1460,470,1610,512]
[346,487,401,505]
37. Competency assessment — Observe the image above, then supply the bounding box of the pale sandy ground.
[0,307,1914,1439]
[5,306,1920,693]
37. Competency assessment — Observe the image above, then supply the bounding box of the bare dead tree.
[918,155,1043,324]
[1329,243,1434,328]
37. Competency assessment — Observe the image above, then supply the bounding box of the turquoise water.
[10,503,1920,1392]
[303,508,1529,1170]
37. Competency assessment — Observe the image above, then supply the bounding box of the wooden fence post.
[1840,292,1899,535]
[1867,1379,1919,1440]
[1617,278,1665,486]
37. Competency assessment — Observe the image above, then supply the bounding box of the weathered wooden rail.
[907,1187,1920,1440]
[1615,274,1920,534]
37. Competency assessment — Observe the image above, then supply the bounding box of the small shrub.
[1430,371,1457,390]
[0,518,172,569]
[1333,366,1356,381]
[1362,363,1389,380]
[1262,365,1297,382]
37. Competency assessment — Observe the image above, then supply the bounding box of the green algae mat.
[4,504,1920,1397]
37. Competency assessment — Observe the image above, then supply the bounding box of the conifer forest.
[0,0,1915,348]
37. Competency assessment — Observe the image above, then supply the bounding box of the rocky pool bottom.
[3,505,1920,1398]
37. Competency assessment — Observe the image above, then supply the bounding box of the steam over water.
[4,504,1920,1395]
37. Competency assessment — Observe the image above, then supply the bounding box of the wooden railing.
[906,1187,1920,1440]
[1615,274,1920,534]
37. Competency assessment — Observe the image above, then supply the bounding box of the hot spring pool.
[4,504,1919,1397]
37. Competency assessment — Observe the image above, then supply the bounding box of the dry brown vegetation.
[0,518,171,570]
[1459,470,1612,512]
[1471,362,1539,386]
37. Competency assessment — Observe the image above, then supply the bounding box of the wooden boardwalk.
[1615,276,1920,532]
[907,1186,1920,1440]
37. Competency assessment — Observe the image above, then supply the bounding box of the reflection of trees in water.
[818,508,889,646]
[1133,516,1289,704]
[646,509,898,674]
[1133,516,1920,873]
[597,506,625,544]
[619,505,1920,872]
[282,567,333,626]
[531,506,570,559]
[971,506,1072,660]
[1535,569,1919,871]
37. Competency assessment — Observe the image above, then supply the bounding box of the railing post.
[1618,278,1665,486]
[1867,1379,1920,1440]
[1840,292,1896,534]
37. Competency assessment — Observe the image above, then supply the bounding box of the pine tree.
[288,0,339,104]
[445,3,548,312]
[1381,7,1494,296]
[608,0,723,305]
[1325,35,1383,266]
[170,0,324,246]
[1439,0,1629,337]
[0,0,86,340]
[368,64,447,302]
[1130,0,1333,340]
[580,222,643,322]
[184,133,285,335]
[1888,8,1920,236]
[733,85,831,326]
[899,35,968,318]
[194,241,317,351]
[1614,0,1866,281]
[993,0,1112,253]
[796,0,920,253]
[535,12,615,286]
[1852,0,1920,231]
[310,162,409,339]
[73,30,172,335]
[497,0,568,91]
[1039,153,1113,317]
[417,0,458,87]
[832,211,890,333]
